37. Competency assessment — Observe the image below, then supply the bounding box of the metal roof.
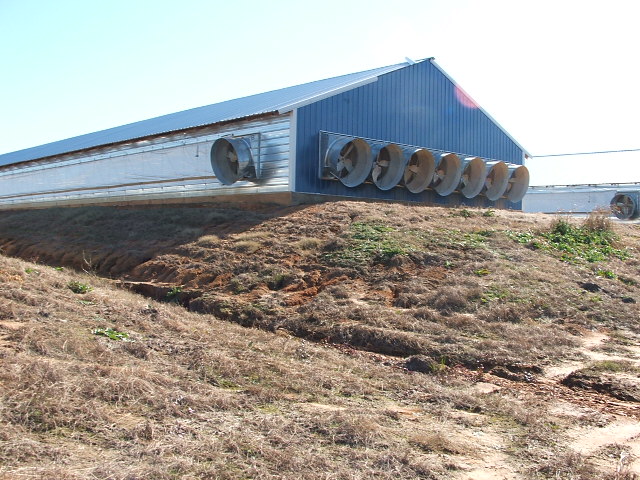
[0,62,411,167]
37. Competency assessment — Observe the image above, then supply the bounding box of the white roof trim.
[277,77,380,113]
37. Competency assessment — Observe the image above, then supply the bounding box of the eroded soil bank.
[1,201,639,478]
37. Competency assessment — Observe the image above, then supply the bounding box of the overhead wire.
[533,148,640,158]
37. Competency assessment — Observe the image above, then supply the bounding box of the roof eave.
[0,111,282,169]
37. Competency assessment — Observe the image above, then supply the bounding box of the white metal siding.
[523,189,616,213]
[0,115,291,208]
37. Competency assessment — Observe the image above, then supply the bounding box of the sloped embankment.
[0,202,638,375]
[1,201,640,478]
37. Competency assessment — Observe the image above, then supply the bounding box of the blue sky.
[1,0,638,185]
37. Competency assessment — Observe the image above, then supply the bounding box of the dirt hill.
[0,201,639,479]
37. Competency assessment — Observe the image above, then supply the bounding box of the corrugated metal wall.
[524,188,617,213]
[0,115,291,208]
[294,61,524,208]
[0,61,527,210]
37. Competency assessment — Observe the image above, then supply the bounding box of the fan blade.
[226,150,238,162]
[377,160,390,167]
[342,157,354,172]
[341,143,354,159]
[407,165,420,174]
[621,198,633,216]
[372,165,382,182]
[485,175,494,188]
[404,169,416,183]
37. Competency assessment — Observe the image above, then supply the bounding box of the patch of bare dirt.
[562,370,640,402]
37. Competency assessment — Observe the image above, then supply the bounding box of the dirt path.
[568,416,640,475]
[540,330,640,475]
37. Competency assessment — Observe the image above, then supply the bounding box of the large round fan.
[210,137,253,185]
[458,157,487,199]
[611,193,640,220]
[433,153,463,196]
[403,148,436,193]
[483,161,510,201]
[371,144,407,190]
[504,165,530,202]
[324,138,373,187]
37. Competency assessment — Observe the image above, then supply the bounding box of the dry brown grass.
[0,255,460,479]
[195,234,220,247]
[583,208,615,232]
[0,201,639,478]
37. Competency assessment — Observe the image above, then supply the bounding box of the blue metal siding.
[295,60,524,208]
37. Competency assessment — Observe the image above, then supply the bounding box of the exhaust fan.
[210,135,260,185]
[323,137,373,187]
[504,165,530,202]
[458,157,487,198]
[433,153,463,196]
[371,144,408,190]
[611,192,640,220]
[403,148,436,193]
[482,161,510,201]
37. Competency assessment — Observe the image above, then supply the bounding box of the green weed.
[542,220,628,263]
[67,281,92,294]
[166,286,182,302]
[322,222,410,267]
[506,221,628,263]
[92,327,130,341]
[451,208,474,218]
[215,377,241,389]
[432,356,448,373]
[456,232,489,250]
[481,286,510,303]
[429,230,488,251]
[595,269,616,279]
[505,230,537,245]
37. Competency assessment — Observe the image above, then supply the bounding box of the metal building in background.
[0,59,529,210]
[523,183,640,215]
